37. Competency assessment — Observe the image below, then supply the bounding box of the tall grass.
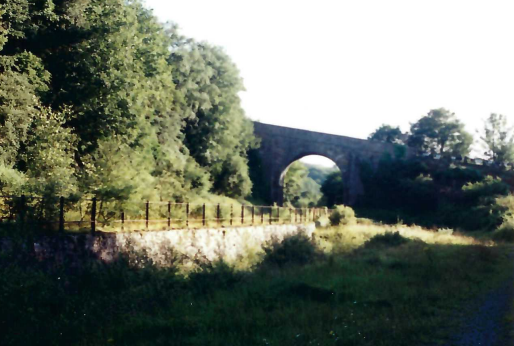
[0,223,512,346]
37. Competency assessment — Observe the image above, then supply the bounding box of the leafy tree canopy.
[479,113,514,165]
[407,108,473,157]
[0,0,256,205]
[368,124,405,144]
[283,162,322,207]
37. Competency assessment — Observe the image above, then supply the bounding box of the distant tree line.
[368,108,514,165]
[0,0,256,208]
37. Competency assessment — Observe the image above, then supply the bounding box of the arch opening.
[279,155,343,208]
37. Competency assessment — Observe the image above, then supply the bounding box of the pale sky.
[144,0,514,166]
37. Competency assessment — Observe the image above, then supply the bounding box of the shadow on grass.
[0,231,512,346]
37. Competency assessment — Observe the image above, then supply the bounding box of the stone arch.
[278,153,341,189]
[252,122,411,206]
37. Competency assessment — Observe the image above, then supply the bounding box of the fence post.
[58,196,65,233]
[145,201,149,230]
[121,210,125,231]
[91,197,96,235]
[217,203,221,225]
[167,201,171,228]
[269,207,272,225]
[186,202,190,228]
[260,207,264,224]
[202,203,206,226]
[241,205,244,225]
[19,195,26,229]
[230,204,233,226]
[252,206,255,225]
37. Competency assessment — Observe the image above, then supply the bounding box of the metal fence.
[0,195,328,235]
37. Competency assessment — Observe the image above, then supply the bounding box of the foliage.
[408,108,473,157]
[357,152,514,231]
[479,113,514,165]
[169,32,257,197]
[0,0,256,212]
[363,231,410,249]
[304,163,338,185]
[262,233,322,267]
[369,124,405,144]
[329,204,356,226]
[320,171,345,207]
[0,224,512,346]
[492,217,514,242]
[283,161,322,207]
[359,156,438,215]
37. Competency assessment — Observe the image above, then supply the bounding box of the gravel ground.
[442,280,514,346]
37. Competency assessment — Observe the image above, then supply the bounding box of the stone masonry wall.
[28,224,316,268]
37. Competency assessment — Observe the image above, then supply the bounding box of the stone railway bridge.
[253,122,412,206]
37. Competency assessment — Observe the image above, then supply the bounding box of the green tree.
[320,172,345,207]
[479,113,514,165]
[283,162,322,207]
[368,125,405,144]
[169,34,257,198]
[408,108,473,157]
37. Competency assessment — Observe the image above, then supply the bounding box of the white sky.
[144,0,514,166]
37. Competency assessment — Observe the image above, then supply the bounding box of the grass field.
[1,223,512,345]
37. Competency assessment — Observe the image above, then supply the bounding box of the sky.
[144,0,514,166]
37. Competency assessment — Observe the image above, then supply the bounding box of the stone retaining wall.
[27,223,315,268]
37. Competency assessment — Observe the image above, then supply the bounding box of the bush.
[363,232,410,249]
[188,261,244,295]
[315,215,330,228]
[492,217,514,243]
[262,233,321,267]
[329,205,356,226]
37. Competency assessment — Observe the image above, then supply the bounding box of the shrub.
[188,261,244,295]
[315,215,330,228]
[363,232,410,249]
[261,233,321,267]
[329,205,356,226]
[462,176,509,206]
[492,217,514,243]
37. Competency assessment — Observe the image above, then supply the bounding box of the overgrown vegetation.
[1,222,512,346]
[348,152,514,233]
[0,0,255,212]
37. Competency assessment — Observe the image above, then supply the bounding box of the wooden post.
[145,201,149,230]
[269,207,272,225]
[167,201,171,228]
[252,206,255,225]
[241,205,244,225]
[186,202,190,228]
[121,211,125,231]
[59,196,65,233]
[260,207,264,224]
[217,203,221,225]
[19,195,26,228]
[91,197,96,235]
[230,204,233,226]
[202,203,206,226]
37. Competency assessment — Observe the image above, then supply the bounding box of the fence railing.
[0,195,328,235]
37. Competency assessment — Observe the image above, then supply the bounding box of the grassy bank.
[1,224,512,345]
